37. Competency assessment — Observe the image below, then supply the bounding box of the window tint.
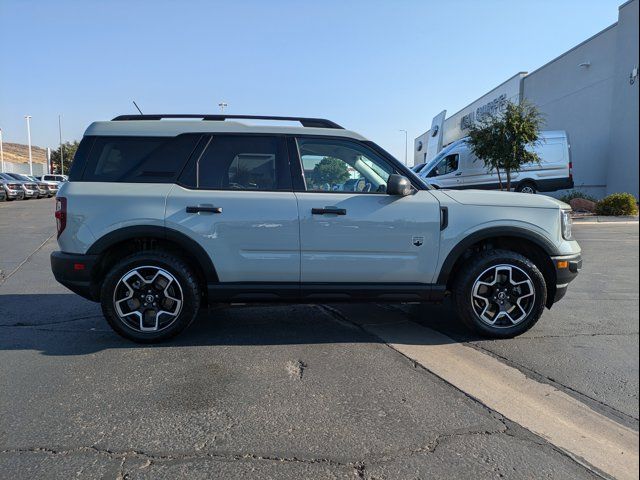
[179,135,290,191]
[296,137,394,193]
[428,154,459,177]
[79,135,200,182]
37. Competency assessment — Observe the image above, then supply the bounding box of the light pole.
[58,115,64,175]
[0,128,4,172]
[399,129,408,165]
[218,101,228,113]
[25,116,33,175]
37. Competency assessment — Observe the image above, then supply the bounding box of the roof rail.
[111,114,344,129]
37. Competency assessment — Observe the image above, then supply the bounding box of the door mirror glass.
[386,174,412,196]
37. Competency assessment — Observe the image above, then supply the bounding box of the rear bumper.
[50,251,99,301]
[550,253,582,304]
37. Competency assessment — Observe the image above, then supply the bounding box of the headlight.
[561,210,573,240]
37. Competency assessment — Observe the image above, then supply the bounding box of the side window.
[79,135,200,183]
[429,154,459,177]
[296,137,394,193]
[179,135,291,191]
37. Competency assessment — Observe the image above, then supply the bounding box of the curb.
[572,215,638,224]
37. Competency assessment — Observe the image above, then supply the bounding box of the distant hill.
[2,142,47,165]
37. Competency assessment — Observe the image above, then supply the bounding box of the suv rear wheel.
[100,251,201,343]
[452,249,547,338]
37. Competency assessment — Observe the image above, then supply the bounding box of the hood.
[439,189,570,209]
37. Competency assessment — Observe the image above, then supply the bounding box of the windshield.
[11,173,31,181]
[418,142,461,176]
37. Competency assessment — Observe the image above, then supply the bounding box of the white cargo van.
[418,131,573,193]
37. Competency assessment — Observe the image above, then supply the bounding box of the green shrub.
[559,190,597,204]
[595,193,639,216]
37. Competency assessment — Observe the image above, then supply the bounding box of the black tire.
[515,181,537,194]
[100,251,201,343]
[452,249,547,338]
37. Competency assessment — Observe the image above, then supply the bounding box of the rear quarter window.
[73,135,201,183]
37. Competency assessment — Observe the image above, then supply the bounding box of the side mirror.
[386,174,413,196]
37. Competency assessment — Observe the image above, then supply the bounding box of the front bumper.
[51,251,99,301]
[23,188,38,198]
[550,253,582,304]
[5,189,24,200]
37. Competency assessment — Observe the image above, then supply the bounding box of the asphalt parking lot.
[1,198,638,479]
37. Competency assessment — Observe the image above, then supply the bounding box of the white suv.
[51,114,582,343]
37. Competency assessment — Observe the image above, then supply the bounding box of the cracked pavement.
[1,199,636,479]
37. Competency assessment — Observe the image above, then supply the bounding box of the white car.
[51,114,582,343]
[39,174,68,194]
[419,131,573,194]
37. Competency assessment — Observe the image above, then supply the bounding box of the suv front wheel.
[452,249,547,338]
[100,251,201,343]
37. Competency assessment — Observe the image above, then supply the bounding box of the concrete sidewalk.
[572,215,639,224]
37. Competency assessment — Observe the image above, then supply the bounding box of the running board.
[207,283,446,303]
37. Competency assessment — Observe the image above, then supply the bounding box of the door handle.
[186,205,223,214]
[455,172,462,176]
[311,207,347,215]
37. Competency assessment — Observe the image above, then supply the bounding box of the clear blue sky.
[0,0,622,161]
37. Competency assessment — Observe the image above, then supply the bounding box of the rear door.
[292,136,441,284]
[165,134,300,282]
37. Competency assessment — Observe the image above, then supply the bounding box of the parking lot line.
[343,308,639,480]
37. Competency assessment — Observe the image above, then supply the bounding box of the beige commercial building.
[415,0,639,198]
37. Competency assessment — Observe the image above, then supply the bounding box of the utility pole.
[218,101,228,113]
[25,116,33,175]
[399,129,408,165]
[0,128,4,172]
[58,115,64,175]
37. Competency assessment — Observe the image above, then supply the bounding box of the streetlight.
[0,128,4,172]
[25,115,33,175]
[58,115,65,175]
[218,101,228,113]
[399,129,408,165]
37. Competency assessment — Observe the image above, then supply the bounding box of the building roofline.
[618,0,635,11]
[525,22,618,78]
[445,71,528,120]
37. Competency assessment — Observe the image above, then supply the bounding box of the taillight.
[55,197,67,238]
[569,161,573,180]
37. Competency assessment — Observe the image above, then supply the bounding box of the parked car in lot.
[0,185,6,201]
[37,174,67,196]
[1,172,40,199]
[7,173,51,198]
[0,173,26,200]
[23,175,54,197]
[51,114,582,343]
[418,131,573,194]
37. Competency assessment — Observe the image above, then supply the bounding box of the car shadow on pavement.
[0,294,482,356]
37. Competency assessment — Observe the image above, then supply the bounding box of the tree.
[311,157,350,189]
[50,141,80,175]
[466,100,544,191]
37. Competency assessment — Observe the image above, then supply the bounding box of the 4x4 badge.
[412,236,424,247]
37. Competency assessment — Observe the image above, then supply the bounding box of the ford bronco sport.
[51,114,582,343]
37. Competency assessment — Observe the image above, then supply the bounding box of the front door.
[293,137,441,284]
[165,134,300,282]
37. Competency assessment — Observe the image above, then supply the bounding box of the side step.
[207,283,446,303]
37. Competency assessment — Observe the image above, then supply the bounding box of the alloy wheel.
[471,264,535,328]
[113,266,183,332]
